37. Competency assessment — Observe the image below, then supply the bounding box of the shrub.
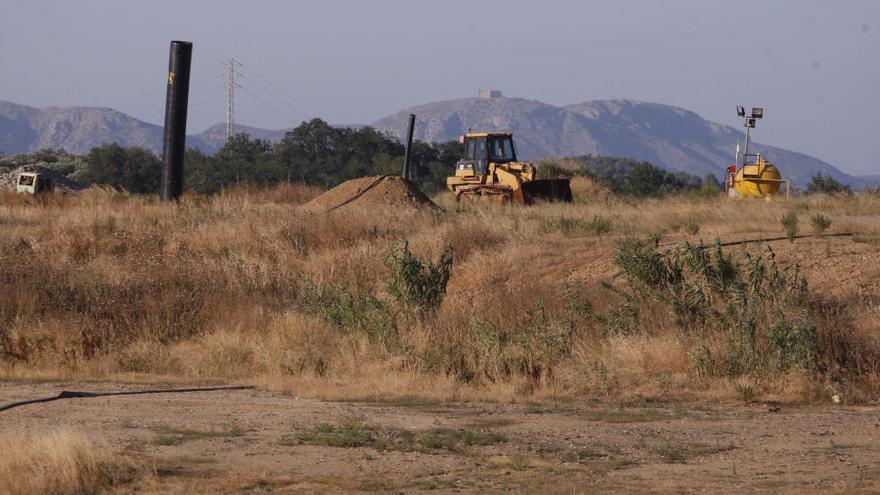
[610,238,818,377]
[806,173,852,195]
[781,211,799,242]
[386,241,453,317]
[301,280,396,347]
[767,314,818,372]
[809,213,832,236]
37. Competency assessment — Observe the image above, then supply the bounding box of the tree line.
[1,120,864,197]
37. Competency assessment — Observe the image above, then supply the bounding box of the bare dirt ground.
[2,382,879,494]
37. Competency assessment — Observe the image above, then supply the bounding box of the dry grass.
[1,183,880,404]
[0,428,142,494]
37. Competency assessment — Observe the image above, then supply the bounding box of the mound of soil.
[0,164,86,192]
[304,175,439,212]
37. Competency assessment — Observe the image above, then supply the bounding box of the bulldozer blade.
[521,179,573,204]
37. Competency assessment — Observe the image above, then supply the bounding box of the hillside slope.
[372,98,855,187]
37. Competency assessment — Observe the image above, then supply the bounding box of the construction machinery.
[446,132,572,204]
[16,171,54,195]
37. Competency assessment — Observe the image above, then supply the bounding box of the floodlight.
[736,106,745,117]
[746,117,756,128]
[751,107,763,119]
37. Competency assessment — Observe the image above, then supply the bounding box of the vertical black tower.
[161,41,192,201]
[401,114,416,181]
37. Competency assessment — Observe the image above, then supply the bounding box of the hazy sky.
[1,0,878,175]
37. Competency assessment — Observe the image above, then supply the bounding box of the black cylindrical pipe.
[161,40,192,201]
[401,113,416,181]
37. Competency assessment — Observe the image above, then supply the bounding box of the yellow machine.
[732,155,788,198]
[446,132,572,204]
[726,105,789,199]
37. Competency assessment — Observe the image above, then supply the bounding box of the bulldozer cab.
[460,133,516,176]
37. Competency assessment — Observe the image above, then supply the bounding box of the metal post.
[401,114,416,181]
[161,40,192,201]
[742,124,751,167]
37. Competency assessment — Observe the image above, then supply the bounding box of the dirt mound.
[304,175,439,212]
[0,164,86,192]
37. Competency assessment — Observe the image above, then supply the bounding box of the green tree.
[806,173,851,195]
[80,143,162,193]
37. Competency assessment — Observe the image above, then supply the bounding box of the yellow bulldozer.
[446,132,572,204]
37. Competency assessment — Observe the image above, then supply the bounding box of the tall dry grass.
[0,429,141,495]
[1,183,879,403]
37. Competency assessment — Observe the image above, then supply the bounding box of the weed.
[580,407,677,423]
[386,240,453,317]
[610,238,819,377]
[151,426,244,446]
[767,315,818,372]
[809,213,832,236]
[651,441,736,463]
[301,280,396,348]
[781,211,799,242]
[540,215,613,236]
[735,383,755,404]
[292,418,506,453]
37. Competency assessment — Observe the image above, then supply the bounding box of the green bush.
[385,241,453,317]
[767,315,818,372]
[301,279,396,347]
[810,213,832,236]
[610,238,817,377]
[806,173,852,195]
[781,211,799,242]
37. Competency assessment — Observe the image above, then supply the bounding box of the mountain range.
[0,98,868,187]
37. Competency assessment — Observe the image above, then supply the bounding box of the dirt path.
[2,382,879,494]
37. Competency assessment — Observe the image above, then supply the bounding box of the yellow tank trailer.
[726,106,789,199]
[733,155,787,198]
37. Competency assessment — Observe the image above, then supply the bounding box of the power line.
[234,82,302,127]
[110,69,222,110]
[236,69,319,119]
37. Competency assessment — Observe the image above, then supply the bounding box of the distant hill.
[0,100,283,155]
[372,97,857,188]
[0,100,165,154]
[0,97,865,187]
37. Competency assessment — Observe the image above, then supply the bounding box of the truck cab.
[16,172,54,195]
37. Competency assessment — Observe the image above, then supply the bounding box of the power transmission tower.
[224,59,240,142]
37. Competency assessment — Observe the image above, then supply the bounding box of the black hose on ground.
[0,385,255,413]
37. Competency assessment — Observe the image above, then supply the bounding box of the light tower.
[736,105,763,167]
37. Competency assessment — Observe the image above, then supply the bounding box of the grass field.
[2,181,880,493]
[2,179,878,405]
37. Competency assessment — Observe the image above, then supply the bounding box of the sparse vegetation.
[540,215,613,236]
[1,184,879,405]
[0,429,144,495]
[288,417,506,453]
[151,425,244,446]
